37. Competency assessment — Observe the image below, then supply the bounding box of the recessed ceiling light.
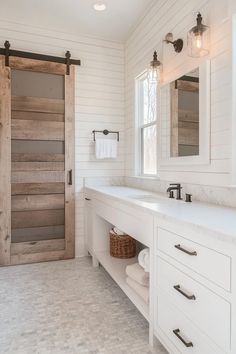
[93,2,106,11]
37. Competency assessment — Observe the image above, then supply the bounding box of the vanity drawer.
[157,257,230,351]
[156,292,223,354]
[157,227,231,291]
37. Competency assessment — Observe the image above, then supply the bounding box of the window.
[136,72,157,176]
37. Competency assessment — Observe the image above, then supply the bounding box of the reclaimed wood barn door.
[0,55,75,265]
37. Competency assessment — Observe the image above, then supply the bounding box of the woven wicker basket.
[110,231,136,259]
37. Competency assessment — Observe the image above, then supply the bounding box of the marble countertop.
[85,185,236,243]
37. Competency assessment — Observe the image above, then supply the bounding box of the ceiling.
[0,0,155,42]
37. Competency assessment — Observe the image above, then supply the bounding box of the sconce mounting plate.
[164,33,183,53]
[173,38,183,53]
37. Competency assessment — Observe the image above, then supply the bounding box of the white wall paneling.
[125,0,233,186]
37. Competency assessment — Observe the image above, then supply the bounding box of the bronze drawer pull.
[175,244,197,256]
[173,329,193,348]
[85,198,91,201]
[174,285,196,300]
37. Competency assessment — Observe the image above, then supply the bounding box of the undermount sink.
[128,195,165,203]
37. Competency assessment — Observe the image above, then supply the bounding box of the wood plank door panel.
[12,225,65,243]
[0,55,75,265]
[11,182,65,195]
[11,171,65,184]
[11,119,65,141]
[11,194,65,211]
[12,110,64,122]
[12,209,65,229]
[12,96,65,113]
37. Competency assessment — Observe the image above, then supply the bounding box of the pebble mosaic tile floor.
[0,257,167,354]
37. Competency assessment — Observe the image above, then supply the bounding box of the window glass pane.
[142,124,157,175]
[142,77,157,124]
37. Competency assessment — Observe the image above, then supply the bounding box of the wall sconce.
[148,51,162,82]
[164,33,183,53]
[187,12,210,57]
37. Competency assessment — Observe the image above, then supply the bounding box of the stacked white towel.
[126,263,149,287]
[138,248,150,273]
[125,263,149,304]
[95,138,117,159]
[126,277,149,304]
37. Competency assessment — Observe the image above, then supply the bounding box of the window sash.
[136,72,158,177]
[140,121,157,176]
[139,87,157,125]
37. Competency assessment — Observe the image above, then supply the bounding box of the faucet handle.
[185,193,192,203]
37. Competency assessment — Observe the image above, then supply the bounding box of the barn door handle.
[68,170,73,185]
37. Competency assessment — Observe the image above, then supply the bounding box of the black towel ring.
[92,129,119,142]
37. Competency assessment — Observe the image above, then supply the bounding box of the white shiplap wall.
[0,20,125,256]
[125,0,233,186]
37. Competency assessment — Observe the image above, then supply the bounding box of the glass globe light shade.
[188,13,210,58]
[148,51,161,83]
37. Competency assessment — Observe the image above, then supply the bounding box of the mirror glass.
[170,68,199,157]
[160,62,210,166]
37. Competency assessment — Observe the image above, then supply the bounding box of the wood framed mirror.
[158,60,210,167]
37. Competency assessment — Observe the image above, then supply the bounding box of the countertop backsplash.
[125,177,236,209]
[84,176,125,188]
[83,176,236,209]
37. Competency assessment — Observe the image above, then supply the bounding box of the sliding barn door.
[0,56,75,265]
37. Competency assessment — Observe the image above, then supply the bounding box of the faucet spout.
[166,183,182,200]
[167,186,176,192]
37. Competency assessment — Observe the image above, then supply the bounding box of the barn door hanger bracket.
[65,51,71,75]
[4,40,10,67]
[1,40,81,75]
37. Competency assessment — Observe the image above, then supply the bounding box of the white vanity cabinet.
[153,218,235,354]
[85,186,236,354]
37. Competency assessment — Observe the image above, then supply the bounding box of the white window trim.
[135,71,158,177]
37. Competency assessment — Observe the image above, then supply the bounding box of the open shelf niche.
[92,214,149,321]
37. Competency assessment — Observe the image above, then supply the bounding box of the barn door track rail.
[0,40,81,75]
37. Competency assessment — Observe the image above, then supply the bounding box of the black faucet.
[167,183,182,200]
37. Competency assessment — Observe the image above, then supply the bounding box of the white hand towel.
[138,248,150,273]
[95,138,117,159]
[126,277,149,304]
[126,263,149,287]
